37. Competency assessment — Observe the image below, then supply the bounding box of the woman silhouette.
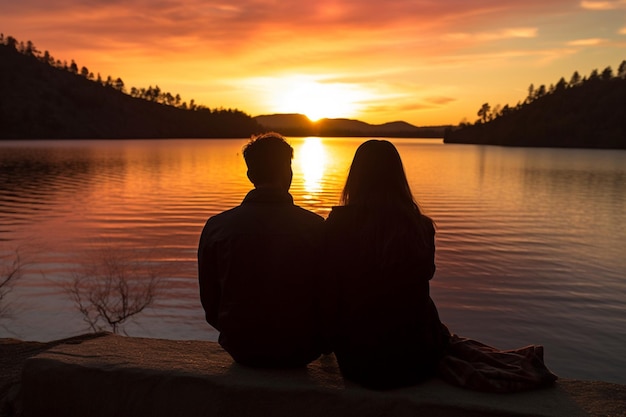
[324,139,450,389]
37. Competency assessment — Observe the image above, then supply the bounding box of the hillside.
[0,34,447,140]
[0,39,262,139]
[444,64,626,149]
[254,114,449,137]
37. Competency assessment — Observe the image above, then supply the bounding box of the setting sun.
[3,1,626,126]
[267,76,372,122]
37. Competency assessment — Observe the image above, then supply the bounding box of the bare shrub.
[0,248,25,319]
[65,246,163,335]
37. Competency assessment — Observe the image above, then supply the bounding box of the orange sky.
[2,1,625,126]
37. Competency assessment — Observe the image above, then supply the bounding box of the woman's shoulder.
[416,213,435,237]
[325,206,355,225]
[328,205,433,221]
[419,213,435,227]
[327,205,349,216]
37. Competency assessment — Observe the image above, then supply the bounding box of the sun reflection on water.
[296,137,327,194]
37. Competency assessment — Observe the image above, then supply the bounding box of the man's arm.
[198,226,221,331]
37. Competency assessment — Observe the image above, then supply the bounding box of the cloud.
[361,93,457,115]
[425,96,457,106]
[2,0,621,125]
[2,1,571,53]
[580,0,626,10]
[0,0,583,93]
[445,27,538,42]
[567,38,608,46]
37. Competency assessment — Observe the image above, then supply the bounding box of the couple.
[198,132,556,391]
[198,132,447,389]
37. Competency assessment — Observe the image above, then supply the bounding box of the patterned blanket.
[438,334,558,393]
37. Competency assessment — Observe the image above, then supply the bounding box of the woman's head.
[341,140,418,211]
[340,140,433,264]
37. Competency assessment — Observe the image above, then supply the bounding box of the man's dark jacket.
[198,187,325,367]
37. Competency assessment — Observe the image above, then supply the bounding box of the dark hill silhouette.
[0,33,445,140]
[0,37,262,139]
[254,114,313,131]
[444,63,626,149]
[254,114,449,137]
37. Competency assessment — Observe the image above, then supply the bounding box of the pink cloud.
[361,95,457,117]
[3,0,578,52]
[567,38,607,46]
[580,0,626,10]
[3,0,620,125]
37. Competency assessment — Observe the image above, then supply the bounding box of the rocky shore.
[1,333,625,417]
[0,333,109,417]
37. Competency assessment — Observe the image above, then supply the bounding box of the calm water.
[0,138,625,384]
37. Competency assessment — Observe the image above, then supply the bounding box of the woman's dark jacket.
[324,205,449,389]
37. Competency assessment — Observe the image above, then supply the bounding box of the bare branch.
[0,248,25,318]
[63,245,164,335]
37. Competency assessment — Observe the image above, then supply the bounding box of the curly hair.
[243,132,293,186]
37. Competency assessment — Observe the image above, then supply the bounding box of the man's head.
[243,132,293,190]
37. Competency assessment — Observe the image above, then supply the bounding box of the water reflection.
[1,138,625,384]
[296,137,327,194]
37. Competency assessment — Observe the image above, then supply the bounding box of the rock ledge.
[9,334,626,417]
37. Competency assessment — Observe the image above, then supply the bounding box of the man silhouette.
[198,132,326,367]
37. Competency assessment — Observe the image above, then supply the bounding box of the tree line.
[0,33,262,139]
[445,61,626,148]
[471,61,626,125]
[1,33,222,112]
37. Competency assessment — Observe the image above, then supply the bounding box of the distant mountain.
[0,39,262,139]
[254,114,449,138]
[444,63,626,149]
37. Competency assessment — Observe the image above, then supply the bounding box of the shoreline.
[2,334,626,417]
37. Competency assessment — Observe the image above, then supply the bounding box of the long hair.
[342,140,419,211]
[340,140,433,264]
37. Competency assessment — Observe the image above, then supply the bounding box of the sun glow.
[297,137,327,193]
[269,76,371,122]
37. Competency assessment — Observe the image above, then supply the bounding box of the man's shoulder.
[209,205,242,219]
[201,205,244,233]
[291,205,324,223]
[203,203,323,233]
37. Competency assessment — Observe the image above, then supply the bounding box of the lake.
[0,138,625,384]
